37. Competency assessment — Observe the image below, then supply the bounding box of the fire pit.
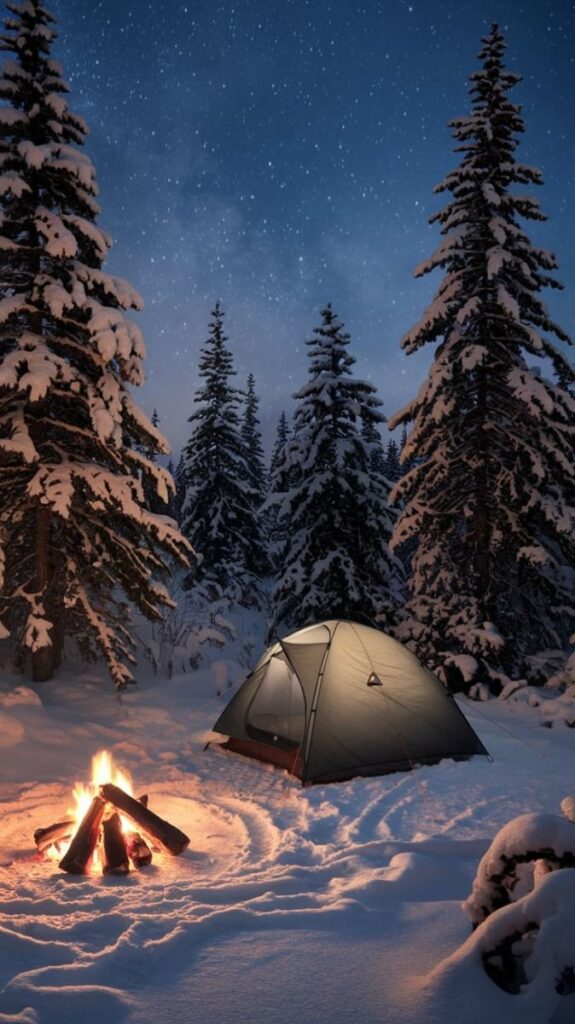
[34,750,189,876]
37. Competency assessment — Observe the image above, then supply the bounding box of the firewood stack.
[34,784,190,876]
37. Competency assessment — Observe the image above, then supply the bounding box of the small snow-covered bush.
[462,798,575,998]
[464,802,575,926]
[462,869,575,997]
[498,677,575,728]
[142,577,235,678]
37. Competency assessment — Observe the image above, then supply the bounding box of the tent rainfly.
[209,620,489,785]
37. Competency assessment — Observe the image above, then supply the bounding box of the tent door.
[246,654,306,751]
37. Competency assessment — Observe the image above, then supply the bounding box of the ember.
[34,750,189,876]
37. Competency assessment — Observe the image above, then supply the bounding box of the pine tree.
[267,410,292,569]
[390,25,574,691]
[269,411,291,482]
[180,304,261,603]
[240,372,268,579]
[271,305,401,632]
[241,374,266,499]
[382,438,401,482]
[360,415,386,475]
[0,0,189,687]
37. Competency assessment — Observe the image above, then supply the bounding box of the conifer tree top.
[395,22,572,389]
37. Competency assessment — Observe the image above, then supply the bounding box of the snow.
[34,207,78,259]
[1,654,574,1024]
[0,108,26,126]
[0,172,30,198]
[17,141,48,170]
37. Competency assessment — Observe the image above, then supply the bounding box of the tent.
[209,620,489,785]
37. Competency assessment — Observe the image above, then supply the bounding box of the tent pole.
[298,622,340,785]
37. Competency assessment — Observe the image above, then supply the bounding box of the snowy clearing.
[0,666,574,1024]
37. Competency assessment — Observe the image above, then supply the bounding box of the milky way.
[49,0,575,454]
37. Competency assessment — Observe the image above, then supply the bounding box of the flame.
[44,749,133,869]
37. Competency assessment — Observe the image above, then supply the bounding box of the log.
[127,795,153,865]
[35,802,145,855]
[102,811,130,875]
[126,831,152,868]
[34,819,75,853]
[59,796,106,875]
[100,783,189,855]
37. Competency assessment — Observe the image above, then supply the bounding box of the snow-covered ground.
[1,659,574,1024]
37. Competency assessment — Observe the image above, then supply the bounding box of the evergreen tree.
[269,411,291,482]
[0,0,188,687]
[267,410,292,571]
[271,305,401,632]
[389,25,574,691]
[180,304,261,603]
[241,374,266,500]
[360,415,386,475]
[382,438,401,482]
[240,372,268,578]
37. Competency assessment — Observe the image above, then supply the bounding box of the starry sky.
[48,0,575,456]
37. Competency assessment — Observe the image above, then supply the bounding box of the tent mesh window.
[246,654,306,750]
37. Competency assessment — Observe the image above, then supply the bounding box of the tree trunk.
[51,613,65,670]
[32,503,55,682]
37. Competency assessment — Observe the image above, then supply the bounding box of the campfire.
[34,750,189,876]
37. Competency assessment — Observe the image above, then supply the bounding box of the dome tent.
[209,620,489,785]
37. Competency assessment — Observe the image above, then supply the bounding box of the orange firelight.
[44,749,133,871]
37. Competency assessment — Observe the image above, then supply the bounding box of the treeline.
[169,301,405,638]
[0,3,572,695]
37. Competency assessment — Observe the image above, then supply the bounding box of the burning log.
[125,794,153,867]
[35,750,186,876]
[126,831,153,867]
[100,783,190,855]
[34,820,75,854]
[102,811,130,875]
[59,796,106,875]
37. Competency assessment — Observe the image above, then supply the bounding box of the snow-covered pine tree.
[389,25,574,691]
[382,438,401,482]
[241,374,266,499]
[270,304,401,632]
[270,410,291,482]
[240,372,268,579]
[180,304,261,604]
[266,410,292,570]
[360,414,386,475]
[0,0,189,687]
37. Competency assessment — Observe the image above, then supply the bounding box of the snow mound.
[0,686,41,708]
[0,710,24,747]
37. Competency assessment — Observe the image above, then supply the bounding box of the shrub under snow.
[461,798,575,999]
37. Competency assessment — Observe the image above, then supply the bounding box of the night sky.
[49,0,575,455]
